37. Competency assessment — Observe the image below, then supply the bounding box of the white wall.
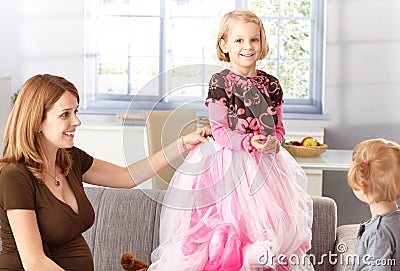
[74,125,152,189]
[0,0,85,94]
[1,0,400,224]
[0,77,11,155]
[322,0,400,225]
[325,0,400,131]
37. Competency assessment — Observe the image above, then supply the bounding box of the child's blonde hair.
[348,138,400,202]
[216,9,269,62]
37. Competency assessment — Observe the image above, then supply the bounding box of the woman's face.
[40,91,81,152]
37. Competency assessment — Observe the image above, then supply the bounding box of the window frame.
[83,0,326,117]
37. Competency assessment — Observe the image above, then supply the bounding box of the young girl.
[148,9,313,271]
[348,138,400,270]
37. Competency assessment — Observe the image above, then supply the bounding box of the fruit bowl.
[284,143,328,157]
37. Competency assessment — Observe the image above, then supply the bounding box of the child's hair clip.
[363,160,369,165]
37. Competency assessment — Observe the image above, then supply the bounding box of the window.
[84,0,325,116]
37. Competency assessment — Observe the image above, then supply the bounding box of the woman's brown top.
[0,147,95,270]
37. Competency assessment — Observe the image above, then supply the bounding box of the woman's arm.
[82,127,210,188]
[7,209,65,271]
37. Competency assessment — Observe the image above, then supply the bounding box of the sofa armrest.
[309,195,337,271]
[333,224,359,271]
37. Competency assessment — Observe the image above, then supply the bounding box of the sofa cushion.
[333,224,358,271]
[83,187,165,270]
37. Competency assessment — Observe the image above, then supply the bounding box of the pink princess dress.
[149,69,314,271]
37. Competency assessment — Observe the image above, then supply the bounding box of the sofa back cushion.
[83,187,165,270]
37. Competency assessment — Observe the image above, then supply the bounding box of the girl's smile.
[219,20,261,76]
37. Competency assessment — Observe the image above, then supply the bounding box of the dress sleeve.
[275,105,285,143]
[266,74,285,143]
[205,73,229,107]
[354,229,394,271]
[69,147,94,175]
[267,74,284,108]
[0,164,35,211]
[208,103,250,151]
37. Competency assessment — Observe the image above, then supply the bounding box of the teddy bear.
[120,252,149,271]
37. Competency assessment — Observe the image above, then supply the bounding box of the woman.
[0,74,210,271]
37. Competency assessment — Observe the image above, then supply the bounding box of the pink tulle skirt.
[149,140,313,271]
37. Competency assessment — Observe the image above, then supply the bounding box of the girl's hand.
[250,134,268,152]
[251,135,280,153]
[262,135,280,153]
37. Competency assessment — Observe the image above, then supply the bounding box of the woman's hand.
[250,135,280,153]
[180,126,212,152]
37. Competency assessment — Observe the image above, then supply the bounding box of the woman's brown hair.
[0,74,80,182]
[216,9,269,62]
[348,138,400,202]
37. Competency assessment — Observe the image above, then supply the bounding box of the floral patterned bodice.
[206,69,283,136]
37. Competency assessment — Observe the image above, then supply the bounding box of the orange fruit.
[301,137,318,147]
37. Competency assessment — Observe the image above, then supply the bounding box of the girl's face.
[219,20,261,76]
[40,91,81,153]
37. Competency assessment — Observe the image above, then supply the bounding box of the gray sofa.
[82,186,359,271]
[0,186,358,270]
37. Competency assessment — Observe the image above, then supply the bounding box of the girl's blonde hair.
[348,138,400,202]
[216,9,269,62]
[0,74,80,182]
